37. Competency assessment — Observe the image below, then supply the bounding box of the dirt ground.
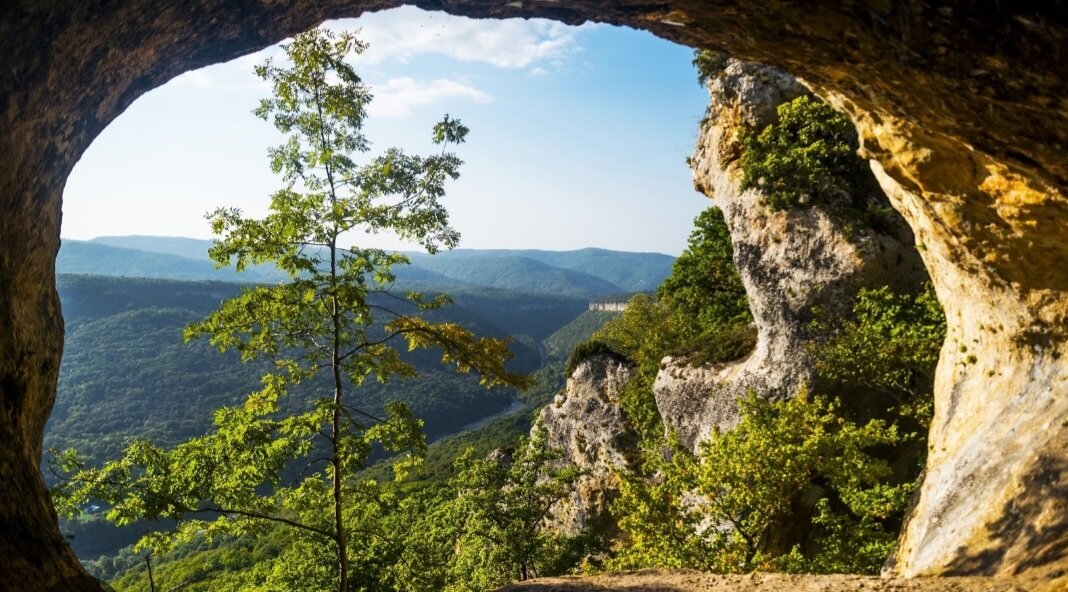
[499,569,1068,592]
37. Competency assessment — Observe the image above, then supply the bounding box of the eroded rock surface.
[538,354,637,536]
[656,61,927,451]
[2,1,1067,587]
[869,162,1068,578]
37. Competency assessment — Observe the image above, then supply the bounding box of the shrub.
[740,95,862,211]
[694,49,730,86]
[564,340,629,377]
[610,391,913,575]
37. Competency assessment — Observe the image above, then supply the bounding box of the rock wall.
[2,1,1067,587]
[538,354,637,535]
[866,160,1068,578]
[657,61,927,451]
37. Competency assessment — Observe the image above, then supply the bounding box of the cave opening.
[3,2,1067,590]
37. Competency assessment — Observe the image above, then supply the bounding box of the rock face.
[538,354,637,535]
[870,162,1068,578]
[656,61,927,451]
[2,1,1067,587]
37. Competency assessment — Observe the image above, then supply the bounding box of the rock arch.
[1,2,1065,589]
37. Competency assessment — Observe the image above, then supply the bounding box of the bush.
[564,340,629,377]
[669,324,757,367]
[740,95,862,211]
[694,49,730,86]
[610,391,913,575]
[811,284,945,427]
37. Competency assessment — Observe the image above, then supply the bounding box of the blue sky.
[62,7,711,255]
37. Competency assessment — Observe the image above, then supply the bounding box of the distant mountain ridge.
[61,236,675,298]
[407,247,676,292]
[90,235,217,260]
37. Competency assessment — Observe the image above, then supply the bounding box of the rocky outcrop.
[538,354,637,536]
[2,1,1067,587]
[869,161,1068,578]
[656,61,927,450]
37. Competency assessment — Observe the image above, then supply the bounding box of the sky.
[61,7,712,255]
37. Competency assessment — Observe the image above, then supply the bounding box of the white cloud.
[169,69,213,89]
[367,77,492,118]
[330,7,588,70]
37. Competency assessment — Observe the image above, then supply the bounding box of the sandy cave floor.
[499,569,1068,592]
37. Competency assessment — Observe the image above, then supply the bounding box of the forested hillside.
[49,275,588,466]
[48,271,588,559]
[70,286,615,588]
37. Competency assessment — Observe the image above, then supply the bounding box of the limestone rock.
[538,354,637,535]
[867,162,1068,578]
[656,61,927,451]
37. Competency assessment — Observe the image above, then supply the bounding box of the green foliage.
[694,391,910,573]
[740,95,862,211]
[611,392,913,574]
[564,340,628,377]
[591,207,754,440]
[592,294,678,440]
[363,360,569,490]
[609,283,945,575]
[595,208,940,577]
[668,324,757,368]
[693,49,730,86]
[52,27,526,592]
[811,284,946,426]
[48,276,539,472]
[657,206,751,336]
[392,425,590,590]
[447,288,587,343]
[544,310,619,361]
[609,438,710,571]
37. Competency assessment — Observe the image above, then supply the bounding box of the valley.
[48,241,645,571]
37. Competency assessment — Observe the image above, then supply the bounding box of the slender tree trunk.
[317,83,350,592]
[146,555,156,592]
[330,234,349,592]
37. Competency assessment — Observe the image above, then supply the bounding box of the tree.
[397,423,585,589]
[692,49,730,86]
[811,285,945,426]
[657,206,750,337]
[610,391,912,575]
[52,27,527,592]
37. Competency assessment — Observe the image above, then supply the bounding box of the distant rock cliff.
[655,61,928,451]
[537,354,637,535]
